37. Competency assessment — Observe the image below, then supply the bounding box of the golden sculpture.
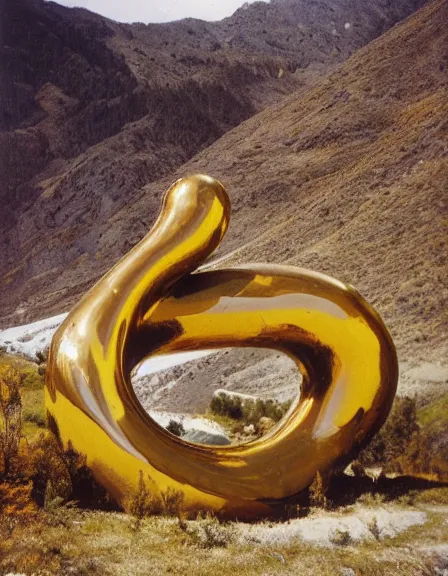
[45,174,398,518]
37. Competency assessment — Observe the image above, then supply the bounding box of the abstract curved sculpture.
[45,174,398,518]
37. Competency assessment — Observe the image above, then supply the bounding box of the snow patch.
[0,314,215,374]
[0,313,68,360]
[149,410,230,444]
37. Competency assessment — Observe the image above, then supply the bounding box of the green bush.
[357,395,447,480]
[210,393,243,420]
[166,419,185,437]
[210,392,292,434]
[358,396,419,469]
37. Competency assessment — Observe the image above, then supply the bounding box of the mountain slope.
[3,0,444,375]
[153,0,447,369]
[0,0,429,322]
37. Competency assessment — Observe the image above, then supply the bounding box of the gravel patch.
[238,506,427,547]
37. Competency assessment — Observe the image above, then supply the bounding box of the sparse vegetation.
[209,392,292,438]
[126,471,187,529]
[0,361,115,522]
[127,471,162,529]
[357,492,386,507]
[330,528,352,546]
[1,354,46,440]
[356,394,448,481]
[0,0,447,571]
[0,354,446,574]
[309,471,328,509]
[186,514,235,548]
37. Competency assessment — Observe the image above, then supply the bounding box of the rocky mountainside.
[6,0,445,365]
[0,0,428,324]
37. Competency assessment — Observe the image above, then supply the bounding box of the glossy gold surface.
[45,174,398,517]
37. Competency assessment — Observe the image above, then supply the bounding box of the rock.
[183,429,231,446]
[258,417,275,434]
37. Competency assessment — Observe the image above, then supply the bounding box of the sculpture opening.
[131,347,300,446]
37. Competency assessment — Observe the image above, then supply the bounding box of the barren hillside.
[0,0,428,324]
[3,0,445,363]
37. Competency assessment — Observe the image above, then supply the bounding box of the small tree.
[161,486,185,517]
[129,470,150,529]
[128,471,164,529]
[0,366,23,476]
[309,471,328,509]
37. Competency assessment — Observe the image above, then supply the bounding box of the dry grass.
[0,354,46,440]
[1,500,446,576]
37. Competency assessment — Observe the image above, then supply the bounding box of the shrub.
[44,480,65,511]
[128,470,150,528]
[0,361,116,517]
[357,395,447,480]
[367,516,381,540]
[30,432,73,504]
[166,419,185,437]
[357,492,385,506]
[309,471,328,509]
[210,393,243,420]
[161,486,185,517]
[187,515,235,548]
[0,365,24,476]
[330,528,352,546]
[357,396,419,469]
[63,441,113,508]
[127,472,188,527]
[0,481,37,518]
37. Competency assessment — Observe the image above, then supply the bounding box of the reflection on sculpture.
[45,174,398,518]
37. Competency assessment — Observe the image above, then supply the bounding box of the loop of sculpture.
[45,174,398,518]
